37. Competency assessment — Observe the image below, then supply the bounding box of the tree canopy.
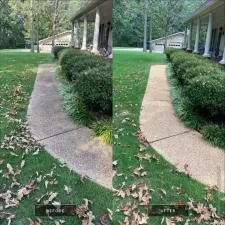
[113,0,206,47]
[0,0,88,49]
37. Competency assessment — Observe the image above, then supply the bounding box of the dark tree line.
[113,0,205,48]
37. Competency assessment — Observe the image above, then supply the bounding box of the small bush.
[165,48,180,60]
[91,120,112,144]
[184,62,222,84]
[52,46,67,59]
[58,83,92,125]
[75,66,112,114]
[185,74,225,115]
[70,55,110,81]
[58,49,88,81]
[202,124,225,149]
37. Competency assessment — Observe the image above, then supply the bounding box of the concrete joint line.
[37,127,82,142]
[149,130,191,144]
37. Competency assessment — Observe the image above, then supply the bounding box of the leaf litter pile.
[0,62,111,225]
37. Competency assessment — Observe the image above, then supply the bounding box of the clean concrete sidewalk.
[140,65,225,192]
[27,64,112,189]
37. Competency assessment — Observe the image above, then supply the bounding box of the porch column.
[70,22,75,47]
[219,47,225,65]
[108,25,112,53]
[92,7,100,53]
[187,24,192,51]
[74,21,80,48]
[183,27,187,49]
[203,13,213,57]
[81,15,87,50]
[194,18,200,53]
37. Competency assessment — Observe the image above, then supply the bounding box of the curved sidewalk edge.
[27,64,112,189]
[140,65,225,193]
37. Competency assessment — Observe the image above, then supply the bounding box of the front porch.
[184,0,225,65]
[70,0,112,57]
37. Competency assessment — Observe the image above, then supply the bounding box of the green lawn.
[0,51,112,224]
[113,50,225,224]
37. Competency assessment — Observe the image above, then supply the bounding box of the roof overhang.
[39,31,71,43]
[71,0,107,22]
[151,32,184,42]
[186,0,224,23]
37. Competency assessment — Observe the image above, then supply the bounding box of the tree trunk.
[143,0,148,52]
[36,0,40,53]
[52,0,60,52]
[30,0,34,52]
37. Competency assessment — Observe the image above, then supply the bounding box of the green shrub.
[58,83,92,125]
[70,55,110,81]
[58,48,87,81]
[75,66,112,115]
[91,120,112,144]
[165,48,180,60]
[185,74,225,115]
[184,63,222,84]
[202,124,225,149]
[52,46,67,59]
[170,51,196,78]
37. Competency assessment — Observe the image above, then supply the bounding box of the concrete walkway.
[27,64,112,189]
[140,65,225,192]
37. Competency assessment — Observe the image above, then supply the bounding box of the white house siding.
[151,33,184,53]
[39,32,71,52]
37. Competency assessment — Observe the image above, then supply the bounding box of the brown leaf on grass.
[107,208,113,221]
[6,163,14,175]
[6,214,16,225]
[17,187,30,200]
[20,160,25,168]
[54,220,66,225]
[165,218,175,225]
[133,165,147,176]
[0,159,4,165]
[43,192,58,205]
[160,188,167,196]
[120,202,138,216]
[64,185,72,194]
[116,189,126,198]
[134,131,149,146]
[184,164,191,177]
[27,217,42,225]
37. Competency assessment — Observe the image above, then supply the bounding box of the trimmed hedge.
[58,48,112,115]
[185,75,225,115]
[166,48,225,116]
[165,47,180,60]
[52,46,68,59]
[75,65,112,114]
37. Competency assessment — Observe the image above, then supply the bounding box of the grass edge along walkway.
[113,50,225,225]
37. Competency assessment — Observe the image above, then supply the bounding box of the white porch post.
[108,25,112,52]
[187,24,192,51]
[203,13,213,57]
[183,27,187,49]
[219,47,225,64]
[194,18,200,53]
[92,7,100,53]
[74,21,80,48]
[81,15,87,50]
[70,22,75,47]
